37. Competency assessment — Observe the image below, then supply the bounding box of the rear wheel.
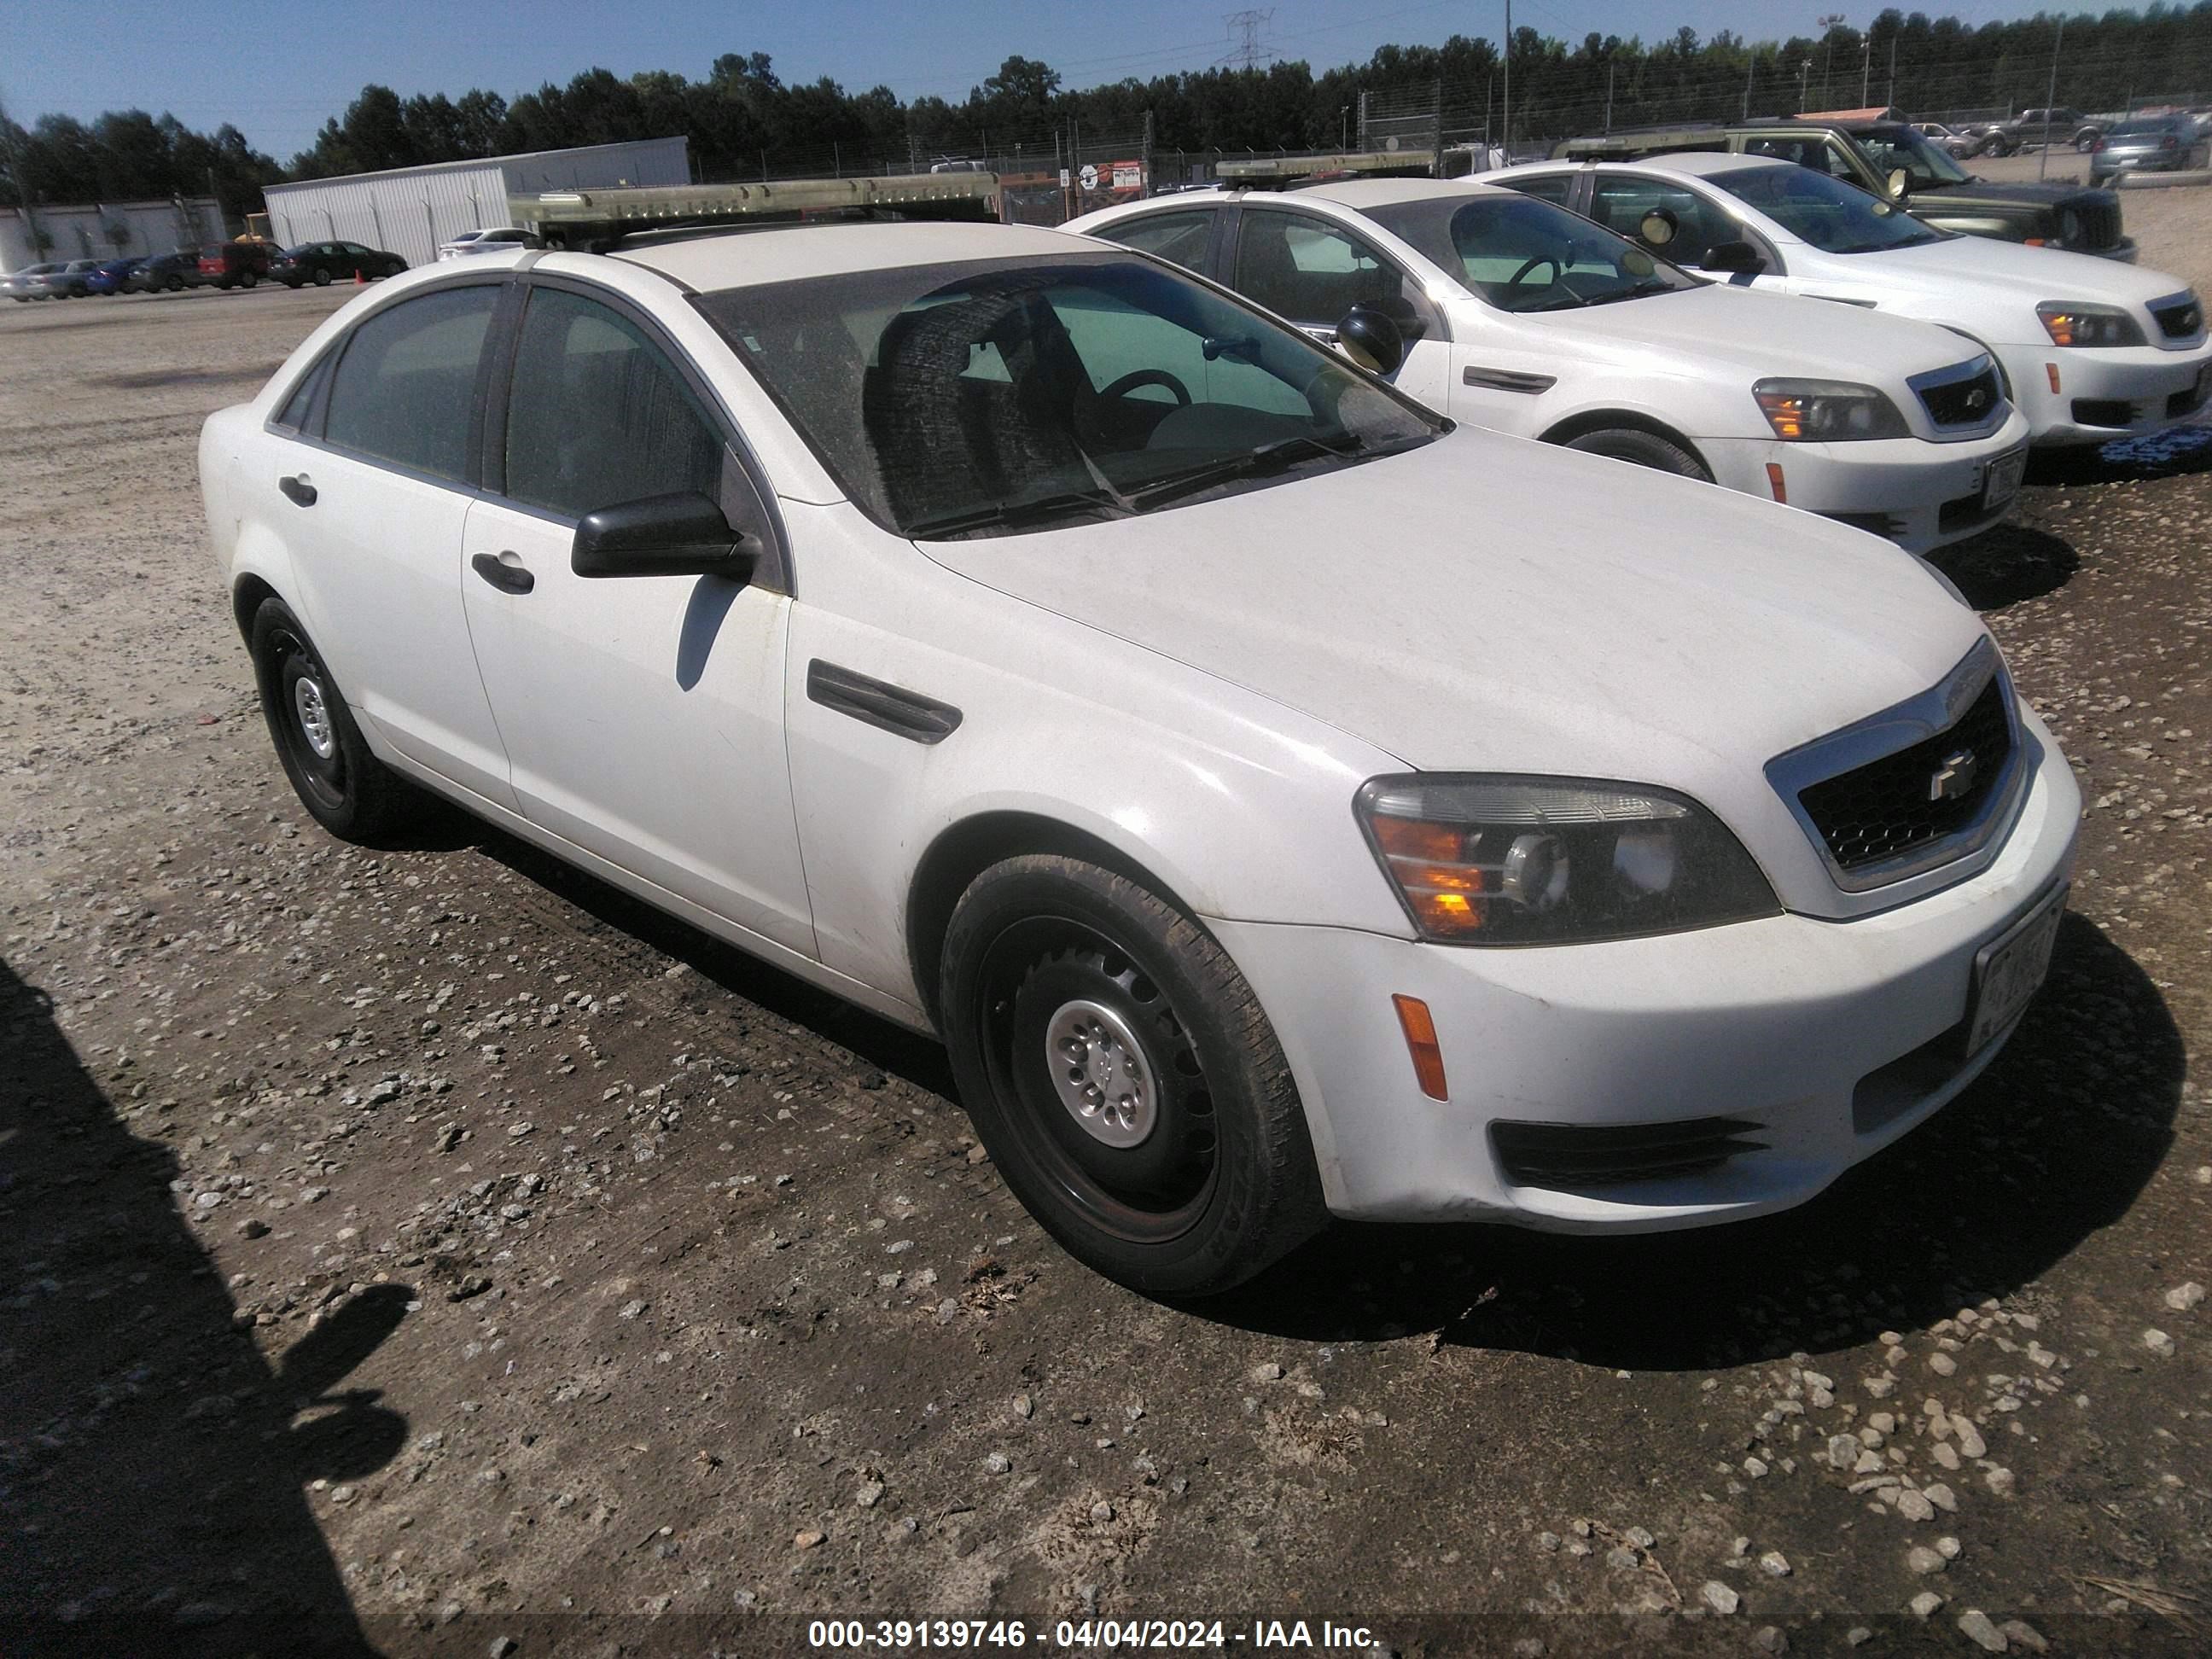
[248,598,416,841]
[240,269,258,289]
[939,855,1325,1297]
[313,267,333,287]
[1562,427,1713,481]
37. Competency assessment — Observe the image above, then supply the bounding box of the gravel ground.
[3,219,2209,1659]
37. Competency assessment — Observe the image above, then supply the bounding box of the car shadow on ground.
[0,956,401,1656]
[1930,522,2080,608]
[1207,915,2183,1371]
[422,814,961,1101]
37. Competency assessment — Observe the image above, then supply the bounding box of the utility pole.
[2039,16,2064,181]
[1744,52,1755,119]
[1502,0,1512,160]
[1861,33,1872,106]
[1887,34,1897,108]
[1605,61,1615,133]
[1799,60,1810,113]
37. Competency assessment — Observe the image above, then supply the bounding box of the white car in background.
[1068,179,2031,554]
[1484,152,2212,447]
[198,223,2078,1295]
[436,227,537,260]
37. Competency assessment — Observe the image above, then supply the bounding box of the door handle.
[471,551,534,595]
[278,474,317,507]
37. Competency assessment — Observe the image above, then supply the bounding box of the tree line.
[5,3,2212,225]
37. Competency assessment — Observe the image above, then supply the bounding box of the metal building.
[261,138,690,269]
[2,197,223,271]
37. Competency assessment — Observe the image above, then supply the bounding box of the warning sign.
[1078,163,1099,189]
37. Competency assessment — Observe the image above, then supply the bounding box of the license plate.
[1981,448,2029,514]
[1966,883,2067,1056]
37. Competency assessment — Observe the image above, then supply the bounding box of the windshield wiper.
[904,489,1131,539]
[1583,279,1679,306]
[1123,433,1368,511]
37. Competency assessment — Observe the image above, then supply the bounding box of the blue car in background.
[85,256,148,295]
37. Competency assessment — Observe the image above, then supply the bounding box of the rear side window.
[1499,173,1576,207]
[503,286,726,520]
[1094,210,1215,273]
[323,284,500,482]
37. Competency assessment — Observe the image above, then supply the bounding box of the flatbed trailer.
[509,172,1004,251]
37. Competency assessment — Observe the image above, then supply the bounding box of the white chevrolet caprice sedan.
[198,222,2080,1295]
[1483,153,2212,448]
[1068,178,2032,554]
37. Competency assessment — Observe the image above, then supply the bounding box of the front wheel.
[313,267,333,287]
[940,856,1325,1297]
[248,598,417,841]
[240,269,258,288]
[1561,427,1713,480]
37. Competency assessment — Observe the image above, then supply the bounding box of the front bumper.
[1210,712,2080,1230]
[2004,335,2212,444]
[1700,410,2032,555]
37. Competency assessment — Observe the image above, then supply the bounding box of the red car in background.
[197,242,273,290]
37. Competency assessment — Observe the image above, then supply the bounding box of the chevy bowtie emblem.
[1929,748,1979,802]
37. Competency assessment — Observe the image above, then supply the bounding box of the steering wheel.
[1099,368,1191,407]
[1507,256,1561,289]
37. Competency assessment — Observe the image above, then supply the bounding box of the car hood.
[1855,233,2193,311]
[914,428,1984,787]
[1917,178,2112,211]
[1499,282,1983,382]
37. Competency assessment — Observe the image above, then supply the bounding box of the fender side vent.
[806,659,962,745]
[1492,1115,1768,1188]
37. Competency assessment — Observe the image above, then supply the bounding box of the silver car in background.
[2090,115,2211,183]
[435,227,538,260]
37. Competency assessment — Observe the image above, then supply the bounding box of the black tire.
[939,855,1326,1297]
[248,598,416,841]
[2073,129,2100,153]
[1562,427,1713,480]
[165,276,184,292]
[313,267,332,287]
[240,269,259,289]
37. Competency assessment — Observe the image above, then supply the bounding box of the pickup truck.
[1997,107,2107,154]
[1555,119,2134,261]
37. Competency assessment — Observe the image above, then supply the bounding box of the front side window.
[696,253,1440,538]
[1586,176,1733,267]
[1743,136,1856,180]
[1711,163,1947,254]
[1092,209,1215,274]
[323,283,500,481]
[1854,127,1970,189]
[1232,212,1417,328]
[1371,191,1699,311]
[504,286,727,520]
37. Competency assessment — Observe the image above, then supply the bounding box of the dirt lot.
[3,211,2209,1659]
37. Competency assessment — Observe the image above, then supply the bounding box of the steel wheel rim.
[1044,998,1156,1147]
[292,676,336,760]
[975,915,1218,1243]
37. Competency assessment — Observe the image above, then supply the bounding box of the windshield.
[694,253,1441,538]
[1711,164,1947,254]
[1855,126,1971,188]
[1364,192,1699,312]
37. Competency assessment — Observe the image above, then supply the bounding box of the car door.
[458,277,816,956]
[274,278,519,807]
[1227,206,1452,408]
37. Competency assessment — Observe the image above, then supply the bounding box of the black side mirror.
[1701,241,1767,276]
[1335,305,1406,377]
[572,491,758,581]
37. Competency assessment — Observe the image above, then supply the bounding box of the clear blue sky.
[3,0,2046,160]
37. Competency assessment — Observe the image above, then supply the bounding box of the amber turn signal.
[1392,994,1450,1101]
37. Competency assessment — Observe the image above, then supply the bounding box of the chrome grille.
[2151,294,2203,340]
[1918,362,2004,428]
[1796,680,2014,870]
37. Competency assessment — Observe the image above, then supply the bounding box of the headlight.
[1354,775,1779,946]
[1752,379,1912,440]
[2036,301,2145,346]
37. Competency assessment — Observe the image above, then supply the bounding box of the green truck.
[1554,117,2134,262]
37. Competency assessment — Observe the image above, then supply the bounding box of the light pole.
[1339,105,1349,153]
[1501,0,1512,161]
[2040,17,2065,181]
[1817,15,1847,108]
